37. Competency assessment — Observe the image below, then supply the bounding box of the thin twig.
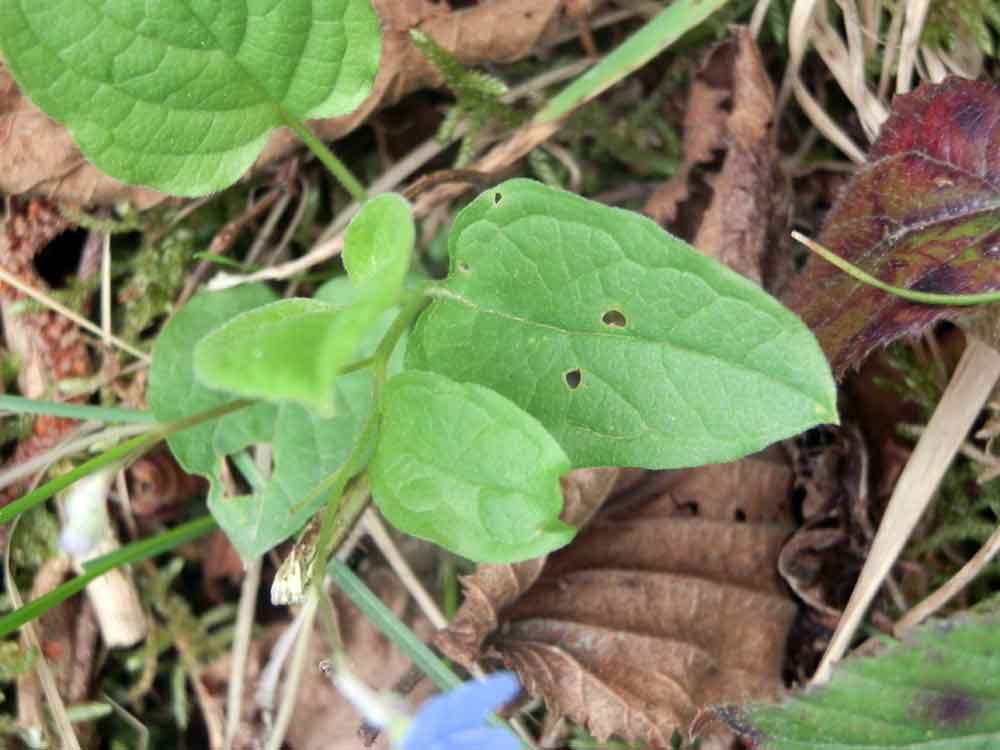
[896,0,931,93]
[358,509,538,748]
[224,558,261,750]
[894,522,1000,636]
[4,519,82,750]
[264,590,318,750]
[0,422,152,493]
[360,509,447,630]
[0,266,150,362]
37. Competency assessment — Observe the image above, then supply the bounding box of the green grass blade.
[535,0,730,123]
[0,394,155,423]
[0,515,216,637]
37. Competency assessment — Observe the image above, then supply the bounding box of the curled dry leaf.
[644,27,783,285]
[436,454,798,749]
[0,0,604,207]
[780,426,873,627]
[784,77,1000,376]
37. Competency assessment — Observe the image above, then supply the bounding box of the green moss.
[921,0,1000,55]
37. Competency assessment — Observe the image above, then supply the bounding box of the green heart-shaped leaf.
[370,370,575,563]
[408,179,838,469]
[0,0,381,195]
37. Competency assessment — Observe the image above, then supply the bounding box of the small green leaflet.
[370,370,575,563]
[150,286,375,559]
[408,179,838,470]
[724,609,1000,749]
[0,0,381,196]
[193,194,413,414]
[343,192,415,307]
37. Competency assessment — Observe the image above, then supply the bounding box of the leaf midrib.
[428,286,825,403]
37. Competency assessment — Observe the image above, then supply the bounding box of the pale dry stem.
[812,339,1000,684]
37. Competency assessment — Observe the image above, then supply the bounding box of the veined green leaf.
[408,179,837,469]
[724,610,1000,749]
[370,370,575,563]
[0,0,381,196]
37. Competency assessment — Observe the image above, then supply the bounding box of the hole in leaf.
[601,309,627,327]
[564,369,582,389]
[457,261,471,274]
[734,509,747,522]
[493,191,503,205]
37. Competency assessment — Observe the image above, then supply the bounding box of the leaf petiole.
[793,231,1000,306]
[282,116,367,203]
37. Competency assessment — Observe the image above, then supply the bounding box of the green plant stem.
[339,355,376,376]
[535,0,730,124]
[793,231,1000,305]
[282,116,367,203]
[327,559,459,690]
[0,399,251,524]
[373,292,430,401]
[305,291,431,568]
[0,514,217,637]
[0,394,155,423]
[327,559,524,747]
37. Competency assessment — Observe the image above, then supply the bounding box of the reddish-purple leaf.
[784,77,1000,376]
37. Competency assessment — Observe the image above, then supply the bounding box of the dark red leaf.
[784,77,1000,376]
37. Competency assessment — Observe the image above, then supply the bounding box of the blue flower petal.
[400,673,521,750]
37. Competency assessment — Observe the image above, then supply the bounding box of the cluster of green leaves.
[0,0,837,567]
[150,178,837,563]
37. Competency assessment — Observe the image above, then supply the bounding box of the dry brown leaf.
[644,27,782,285]
[779,427,873,627]
[0,0,606,207]
[436,452,798,749]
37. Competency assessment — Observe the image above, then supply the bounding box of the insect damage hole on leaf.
[493,191,503,205]
[601,309,627,327]
[564,369,582,389]
[458,261,471,274]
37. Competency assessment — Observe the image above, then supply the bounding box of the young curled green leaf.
[192,194,414,414]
